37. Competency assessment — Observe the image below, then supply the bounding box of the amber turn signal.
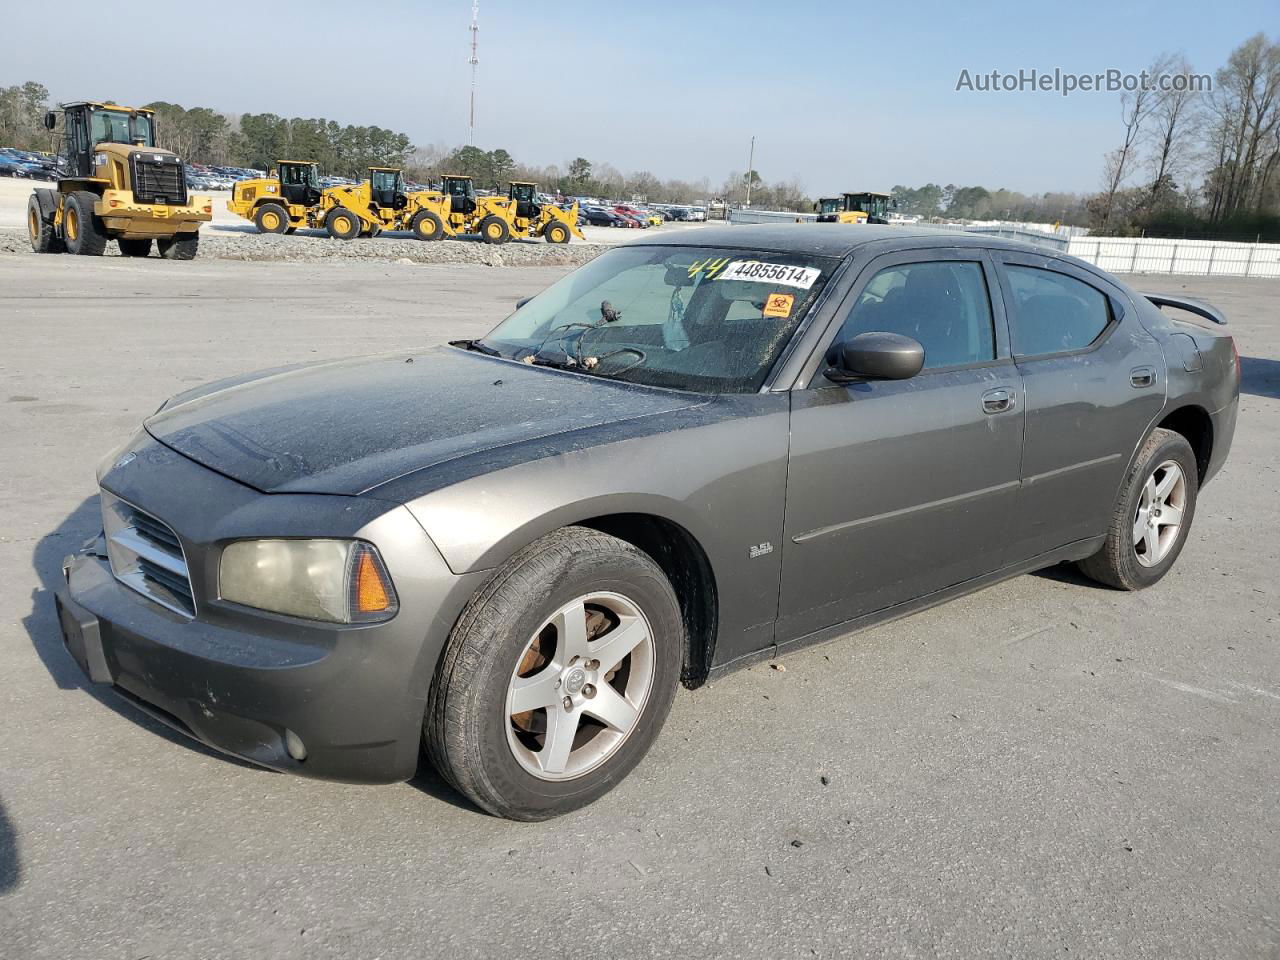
[355,547,392,613]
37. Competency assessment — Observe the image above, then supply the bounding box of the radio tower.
[468,0,479,145]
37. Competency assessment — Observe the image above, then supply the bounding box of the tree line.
[1090,33,1280,241]
[0,83,415,178]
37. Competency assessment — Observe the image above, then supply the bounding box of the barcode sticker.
[717,260,821,289]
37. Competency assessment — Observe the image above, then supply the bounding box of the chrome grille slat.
[100,490,195,618]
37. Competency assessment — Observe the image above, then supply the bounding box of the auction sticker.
[718,260,821,289]
[763,293,795,318]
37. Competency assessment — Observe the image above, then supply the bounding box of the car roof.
[633,223,1059,259]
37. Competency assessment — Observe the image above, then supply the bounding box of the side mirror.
[826,331,925,382]
[515,297,533,310]
[43,111,57,130]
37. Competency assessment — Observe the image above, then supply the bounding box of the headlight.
[219,539,398,623]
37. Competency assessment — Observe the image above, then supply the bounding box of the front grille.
[130,152,188,205]
[101,490,195,617]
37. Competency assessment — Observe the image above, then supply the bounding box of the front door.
[778,250,1024,642]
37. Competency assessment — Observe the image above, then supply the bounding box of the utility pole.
[468,0,479,146]
[745,135,755,207]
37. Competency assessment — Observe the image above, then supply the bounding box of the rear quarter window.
[1006,265,1112,357]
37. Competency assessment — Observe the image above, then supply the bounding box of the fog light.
[284,728,307,761]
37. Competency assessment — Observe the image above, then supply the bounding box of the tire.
[28,193,64,253]
[411,209,444,241]
[157,233,199,261]
[425,526,683,821]
[543,221,570,244]
[117,237,152,257]
[1077,427,1199,590]
[478,214,510,245]
[63,191,108,256]
[326,206,361,240]
[253,203,289,234]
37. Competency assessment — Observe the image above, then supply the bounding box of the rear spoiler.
[1143,292,1227,325]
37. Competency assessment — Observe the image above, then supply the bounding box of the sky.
[3,0,1274,195]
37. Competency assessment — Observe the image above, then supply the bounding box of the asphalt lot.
[1,255,1277,959]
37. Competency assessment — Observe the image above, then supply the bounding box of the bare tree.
[1098,54,1172,229]
[1204,33,1280,219]
[1145,54,1202,203]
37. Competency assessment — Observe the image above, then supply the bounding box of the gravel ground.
[0,224,608,266]
[0,257,1277,960]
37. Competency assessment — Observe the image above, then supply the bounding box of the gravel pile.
[0,227,607,267]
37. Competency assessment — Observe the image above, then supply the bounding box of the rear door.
[993,253,1166,561]
[777,248,1024,642]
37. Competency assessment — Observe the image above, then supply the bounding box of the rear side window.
[1006,266,1112,357]
[839,260,995,369]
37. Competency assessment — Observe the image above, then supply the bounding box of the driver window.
[839,260,995,370]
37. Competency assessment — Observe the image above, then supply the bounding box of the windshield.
[90,109,154,147]
[478,245,839,393]
[818,198,840,214]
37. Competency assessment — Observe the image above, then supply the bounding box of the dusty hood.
[145,346,698,496]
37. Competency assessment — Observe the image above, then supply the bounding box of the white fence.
[1065,236,1280,278]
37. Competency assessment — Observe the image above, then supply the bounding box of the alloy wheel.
[505,592,655,781]
[1134,459,1187,567]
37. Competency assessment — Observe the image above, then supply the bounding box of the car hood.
[144,346,699,497]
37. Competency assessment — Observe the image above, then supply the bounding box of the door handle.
[981,387,1014,414]
[1130,366,1155,388]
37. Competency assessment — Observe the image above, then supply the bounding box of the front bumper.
[55,432,487,784]
[95,191,213,238]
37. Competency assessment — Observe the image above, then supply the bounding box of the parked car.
[57,225,1238,820]
[613,206,649,228]
[582,206,625,227]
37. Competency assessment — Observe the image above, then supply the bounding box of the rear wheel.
[28,194,64,253]
[543,221,570,244]
[411,209,444,241]
[117,237,152,257]
[63,191,108,256]
[425,527,683,820]
[1077,427,1199,590]
[326,206,360,240]
[157,233,199,260]
[479,214,510,245]
[253,203,289,234]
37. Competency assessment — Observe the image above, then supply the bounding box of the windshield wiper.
[456,338,501,357]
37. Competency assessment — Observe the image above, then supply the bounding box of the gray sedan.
[56,225,1240,819]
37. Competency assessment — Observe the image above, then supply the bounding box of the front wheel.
[1077,427,1198,590]
[157,233,199,260]
[325,206,361,240]
[543,221,570,244]
[425,527,683,820]
[28,194,64,253]
[411,209,444,241]
[478,214,510,244]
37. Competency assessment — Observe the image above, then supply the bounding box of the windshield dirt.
[478,246,839,393]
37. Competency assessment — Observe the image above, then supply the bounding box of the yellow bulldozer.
[438,175,582,244]
[228,162,455,241]
[27,101,213,259]
[814,191,895,224]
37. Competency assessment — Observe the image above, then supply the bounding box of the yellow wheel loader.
[814,191,895,224]
[436,175,582,244]
[321,168,455,241]
[227,160,325,234]
[28,102,213,260]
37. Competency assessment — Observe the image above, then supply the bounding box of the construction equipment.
[27,102,213,259]
[229,163,454,241]
[814,191,895,224]
[227,160,323,234]
[322,168,454,241]
[437,175,582,244]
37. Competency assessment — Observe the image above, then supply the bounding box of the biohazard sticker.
[763,293,795,318]
[717,260,821,289]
